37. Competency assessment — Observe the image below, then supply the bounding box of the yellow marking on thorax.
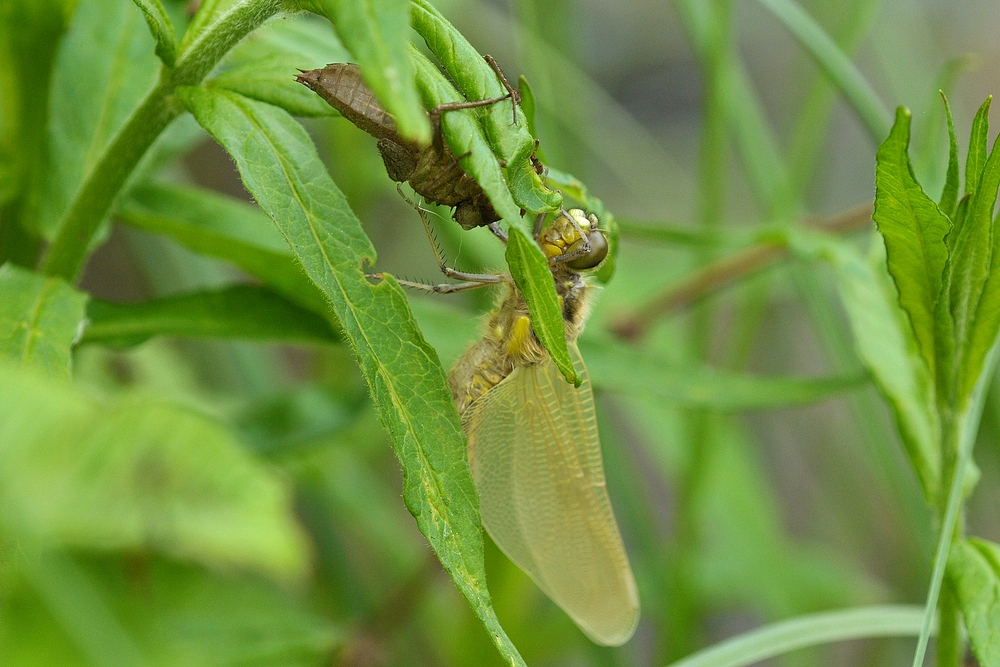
[505,315,533,357]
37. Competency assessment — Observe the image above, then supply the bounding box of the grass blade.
[666,605,928,667]
[754,0,891,144]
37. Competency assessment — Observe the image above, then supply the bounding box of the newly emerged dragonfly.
[297,59,520,230]
[375,203,640,646]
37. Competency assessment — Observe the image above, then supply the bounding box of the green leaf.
[81,285,342,348]
[953,115,1000,402]
[873,107,951,385]
[664,605,927,667]
[3,555,340,667]
[316,0,430,143]
[409,0,561,214]
[0,264,87,377]
[580,337,863,409]
[753,0,891,144]
[213,15,352,118]
[966,97,992,197]
[788,230,941,503]
[506,226,578,385]
[34,0,160,239]
[211,53,337,117]
[0,362,311,582]
[131,0,176,67]
[518,75,538,140]
[178,86,525,667]
[939,92,960,218]
[408,45,523,227]
[116,182,329,314]
[948,538,1000,667]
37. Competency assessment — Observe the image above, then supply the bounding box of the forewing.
[463,344,640,646]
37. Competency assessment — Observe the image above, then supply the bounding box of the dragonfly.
[373,200,640,646]
[297,58,521,231]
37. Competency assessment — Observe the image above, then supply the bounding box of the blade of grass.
[755,0,892,144]
[665,605,928,667]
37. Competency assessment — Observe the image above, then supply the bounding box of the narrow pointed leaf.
[947,538,1000,667]
[179,86,525,667]
[966,97,992,197]
[954,123,1000,401]
[131,0,176,67]
[0,264,87,377]
[873,107,951,382]
[316,0,430,143]
[116,183,329,314]
[939,92,960,218]
[506,226,578,385]
[81,285,342,348]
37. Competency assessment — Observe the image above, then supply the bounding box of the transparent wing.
[463,343,640,646]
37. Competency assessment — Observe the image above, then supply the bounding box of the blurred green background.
[4,0,1000,665]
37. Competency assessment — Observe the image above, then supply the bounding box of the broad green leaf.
[2,556,340,667]
[409,0,561,214]
[965,97,992,197]
[788,230,940,502]
[315,0,430,143]
[82,285,341,348]
[116,182,329,314]
[873,107,951,384]
[947,538,1000,667]
[939,92,960,218]
[179,86,525,667]
[506,226,578,385]
[409,45,523,228]
[34,0,159,239]
[0,362,311,581]
[580,337,863,409]
[131,0,176,67]
[211,54,337,117]
[0,264,87,377]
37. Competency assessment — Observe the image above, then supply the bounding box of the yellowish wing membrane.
[463,344,640,645]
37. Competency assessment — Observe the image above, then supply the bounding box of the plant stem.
[40,0,288,281]
[912,406,974,667]
[936,585,962,667]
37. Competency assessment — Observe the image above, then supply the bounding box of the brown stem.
[609,203,873,341]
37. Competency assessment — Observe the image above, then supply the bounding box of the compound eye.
[566,230,609,270]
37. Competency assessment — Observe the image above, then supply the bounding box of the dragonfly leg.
[397,186,505,284]
[368,273,497,294]
[487,222,508,244]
